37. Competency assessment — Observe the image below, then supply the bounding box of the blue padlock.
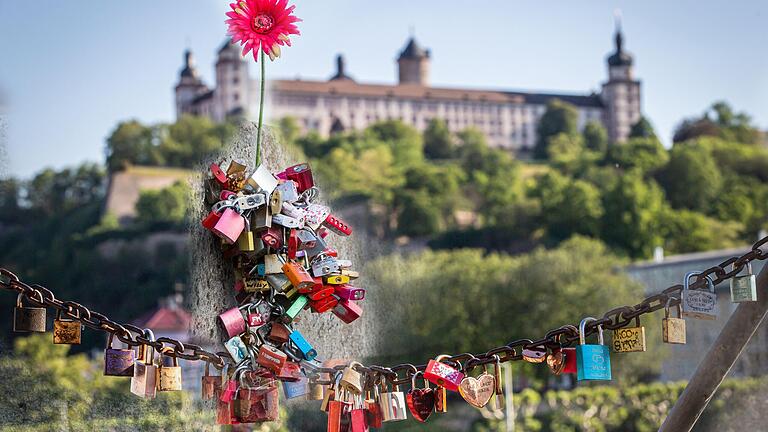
[576,317,612,381]
[289,330,318,361]
[282,375,309,399]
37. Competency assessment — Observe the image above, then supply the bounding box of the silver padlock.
[302,235,328,259]
[247,164,279,194]
[266,274,291,292]
[263,254,284,275]
[730,262,757,303]
[272,213,304,229]
[275,181,300,203]
[681,271,718,320]
[251,204,272,231]
[235,193,266,212]
[312,257,341,277]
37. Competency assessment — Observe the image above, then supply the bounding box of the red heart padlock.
[406,372,435,423]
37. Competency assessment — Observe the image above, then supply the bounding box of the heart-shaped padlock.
[406,372,435,423]
[458,364,496,408]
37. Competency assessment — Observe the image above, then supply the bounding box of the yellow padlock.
[325,274,350,285]
[237,230,255,251]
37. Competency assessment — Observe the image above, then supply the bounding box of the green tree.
[135,181,190,225]
[26,163,105,216]
[159,115,233,167]
[423,118,455,159]
[606,137,669,173]
[365,120,424,167]
[601,170,666,258]
[457,127,492,173]
[534,99,579,159]
[583,121,609,153]
[629,116,657,139]
[532,171,604,240]
[277,116,301,147]
[657,144,722,212]
[661,209,744,254]
[105,120,162,171]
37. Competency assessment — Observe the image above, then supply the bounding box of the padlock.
[272,213,304,229]
[332,298,363,324]
[562,347,578,374]
[225,336,248,363]
[156,348,183,391]
[246,302,269,328]
[407,371,435,423]
[322,371,341,412]
[218,306,247,338]
[217,397,238,425]
[312,295,340,314]
[681,271,718,320]
[282,261,315,292]
[612,316,646,353]
[268,322,292,344]
[423,355,464,392]
[251,204,272,231]
[212,208,246,244]
[276,179,300,202]
[13,293,46,333]
[365,381,384,428]
[282,163,314,193]
[281,201,306,219]
[204,177,223,205]
[457,363,495,408]
[327,399,349,432]
[663,297,687,344]
[236,228,256,252]
[226,160,248,190]
[283,375,309,399]
[304,203,331,230]
[309,285,335,301]
[492,355,504,410]
[340,362,364,394]
[351,393,370,432]
[731,262,758,303]
[576,317,612,381]
[289,330,318,361]
[219,367,239,403]
[53,309,82,345]
[263,254,284,275]
[296,229,317,250]
[434,385,448,413]
[312,256,341,277]
[104,333,135,376]
[284,295,309,323]
[323,213,353,236]
[257,344,288,373]
[202,210,223,230]
[335,285,366,301]
[210,162,229,186]
[130,329,158,399]
[202,362,223,400]
[287,229,299,259]
[546,349,566,375]
[260,226,283,249]
[303,234,329,259]
[276,361,303,382]
[325,274,351,285]
[342,269,360,280]
[266,274,291,292]
[379,378,408,422]
[247,164,279,194]
[309,378,326,401]
[220,190,237,201]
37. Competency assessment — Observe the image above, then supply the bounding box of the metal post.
[659,264,768,432]
[504,362,515,432]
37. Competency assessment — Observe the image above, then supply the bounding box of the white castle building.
[176,26,641,150]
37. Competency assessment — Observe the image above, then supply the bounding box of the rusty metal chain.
[1,235,766,387]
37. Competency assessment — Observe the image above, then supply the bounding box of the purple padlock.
[212,208,245,244]
[334,285,366,301]
[218,306,247,339]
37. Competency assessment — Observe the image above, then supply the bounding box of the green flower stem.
[256,50,266,167]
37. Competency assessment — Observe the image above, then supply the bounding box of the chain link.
[1,236,766,385]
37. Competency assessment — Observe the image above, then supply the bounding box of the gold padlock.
[308,375,326,400]
[662,297,686,344]
[270,190,283,214]
[156,348,183,392]
[237,230,256,252]
[53,309,82,345]
[612,316,646,353]
[340,362,363,394]
[201,362,223,400]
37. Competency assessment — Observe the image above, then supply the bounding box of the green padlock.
[284,295,308,323]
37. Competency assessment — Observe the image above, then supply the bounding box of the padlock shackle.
[664,296,683,319]
[684,271,716,293]
[142,328,156,363]
[578,317,603,345]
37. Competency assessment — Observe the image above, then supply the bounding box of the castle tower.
[601,21,642,143]
[214,41,250,121]
[397,37,430,86]
[174,49,208,118]
[329,54,354,82]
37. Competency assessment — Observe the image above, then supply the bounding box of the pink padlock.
[218,307,247,339]
[212,208,245,244]
[424,355,465,392]
[331,298,363,324]
[334,285,366,301]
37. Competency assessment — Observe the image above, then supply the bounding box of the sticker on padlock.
[576,317,612,381]
[424,355,464,392]
[225,336,248,363]
[681,271,718,320]
[305,203,331,230]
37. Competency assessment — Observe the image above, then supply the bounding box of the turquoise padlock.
[576,317,612,381]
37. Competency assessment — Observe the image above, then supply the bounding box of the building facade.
[176,26,642,151]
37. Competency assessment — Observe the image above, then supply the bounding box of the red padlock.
[256,345,287,373]
[323,214,353,236]
[562,347,578,374]
[311,295,339,314]
[335,285,366,301]
[309,285,335,301]
[202,210,222,230]
[282,163,314,193]
[210,162,228,186]
[220,190,237,200]
[267,322,291,345]
[351,396,369,432]
[332,298,363,324]
[276,361,302,382]
[424,355,465,392]
[260,226,283,249]
[287,229,299,259]
[327,400,347,432]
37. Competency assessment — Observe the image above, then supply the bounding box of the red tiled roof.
[132,307,191,332]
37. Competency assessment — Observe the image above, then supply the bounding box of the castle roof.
[132,304,191,332]
[399,37,429,59]
[607,28,633,67]
[273,79,603,108]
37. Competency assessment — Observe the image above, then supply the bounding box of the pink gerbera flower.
[225,0,301,61]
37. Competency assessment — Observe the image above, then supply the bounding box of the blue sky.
[0,1,766,178]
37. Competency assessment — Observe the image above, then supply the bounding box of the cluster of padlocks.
[200,160,364,424]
